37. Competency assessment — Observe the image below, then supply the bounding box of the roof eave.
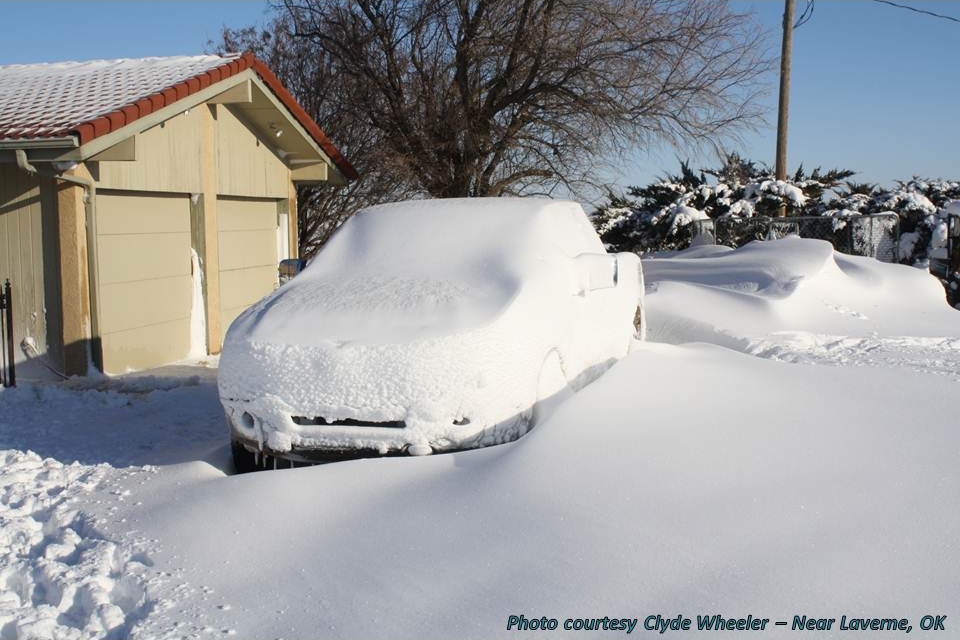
[0,136,78,150]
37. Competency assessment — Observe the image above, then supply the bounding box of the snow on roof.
[0,54,237,140]
[0,53,358,180]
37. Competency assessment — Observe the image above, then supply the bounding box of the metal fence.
[930,213,960,306]
[690,213,900,262]
[1,280,15,387]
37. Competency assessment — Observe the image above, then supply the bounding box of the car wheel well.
[532,350,570,426]
[633,303,646,341]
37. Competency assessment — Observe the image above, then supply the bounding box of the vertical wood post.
[288,179,300,259]
[200,104,223,353]
[775,0,796,217]
[56,166,93,375]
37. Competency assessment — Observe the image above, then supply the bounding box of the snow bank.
[119,343,958,639]
[644,237,958,352]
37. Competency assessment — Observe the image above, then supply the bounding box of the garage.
[217,197,281,342]
[0,52,356,377]
[95,192,195,373]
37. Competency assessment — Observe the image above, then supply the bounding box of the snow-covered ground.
[0,238,957,639]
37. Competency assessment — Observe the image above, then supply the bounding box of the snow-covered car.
[218,198,644,470]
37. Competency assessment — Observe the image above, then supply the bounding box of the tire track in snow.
[745,334,960,380]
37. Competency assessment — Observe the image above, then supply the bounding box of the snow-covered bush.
[593,156,958,269]
[872,179,960,267]
[592,163,713,253]
[592,154,855,253]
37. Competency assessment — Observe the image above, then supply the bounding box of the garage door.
[218,197,279,342]
[96,193,193,373]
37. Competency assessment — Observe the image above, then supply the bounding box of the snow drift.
[644,237,957,359]
[118,342,958,639]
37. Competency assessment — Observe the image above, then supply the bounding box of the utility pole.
[775,0,795,217]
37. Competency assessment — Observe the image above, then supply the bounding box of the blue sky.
[628,1,960,189]
[1,1,957,190]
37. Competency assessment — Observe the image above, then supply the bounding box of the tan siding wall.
[97,318,193,373]
[96,109,203,194]
[219,231,278,272]
[220,265,276,314]
[216,106,290,199]
[96,192,193,373]
[98,234,191,284]
[98,277,192,335]
[0,164,54,359]
[218,197,278,341]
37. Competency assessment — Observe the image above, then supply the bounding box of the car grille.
[291,416,406,429]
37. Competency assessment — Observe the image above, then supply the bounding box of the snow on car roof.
[228,198,605,345]
[310,197,603,272]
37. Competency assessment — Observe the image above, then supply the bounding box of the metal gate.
[1,280,15,387]
[691,214,900,262]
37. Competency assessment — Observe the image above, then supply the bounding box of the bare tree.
[216,17,417,257]
[281,0,771,199]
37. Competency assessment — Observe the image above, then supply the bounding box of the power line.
[871,0,960,24]
[794,0,814,29]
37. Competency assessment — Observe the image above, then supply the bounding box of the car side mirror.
[278,258,307,283]
[573,253,618,294]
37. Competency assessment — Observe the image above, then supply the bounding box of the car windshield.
[230,198,602,345]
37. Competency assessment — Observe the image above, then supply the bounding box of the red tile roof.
[0,53,357,180]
